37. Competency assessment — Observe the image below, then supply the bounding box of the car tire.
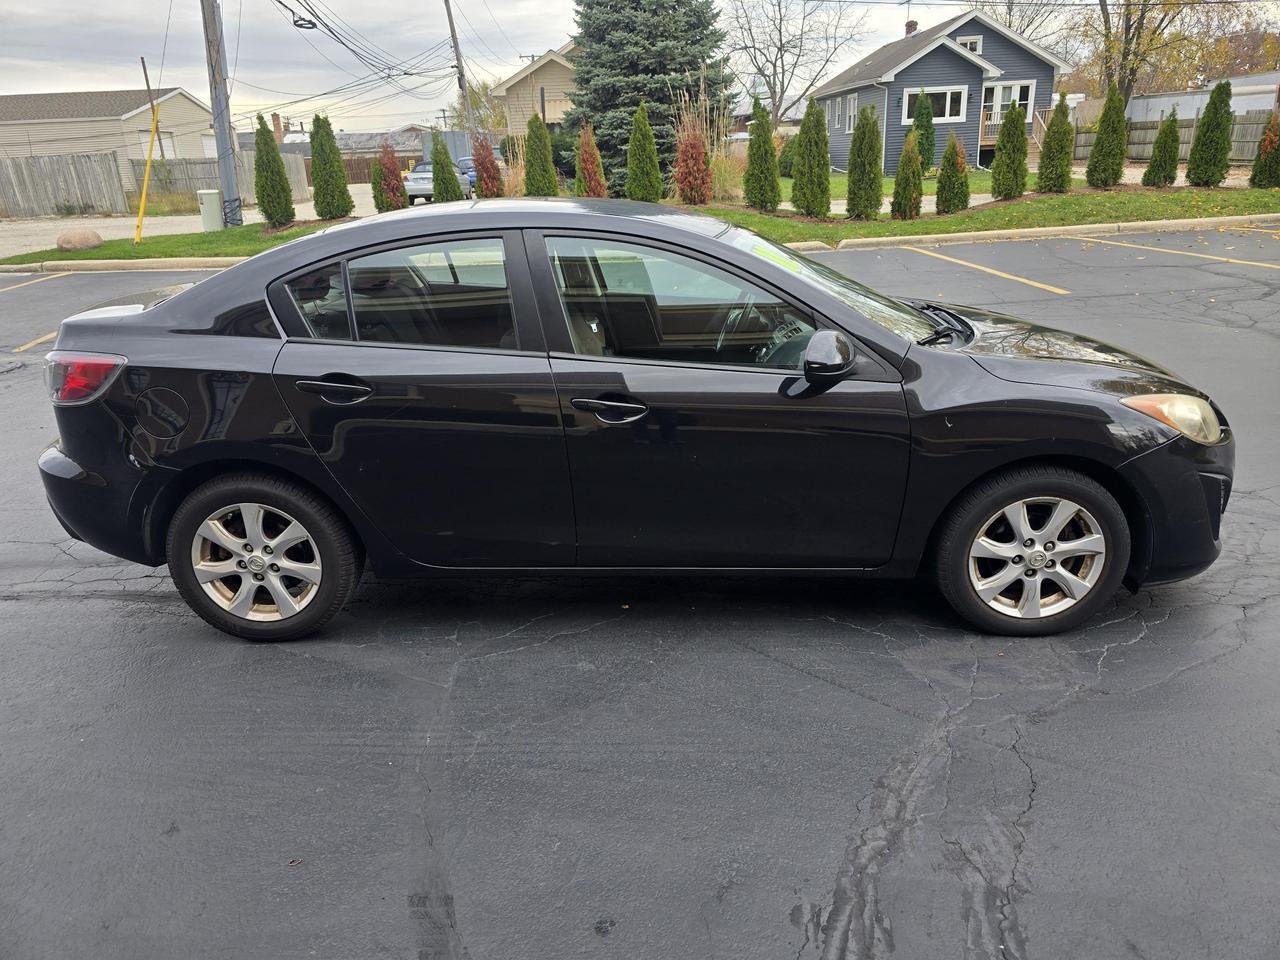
[166,472,363,641]
[935,465,1130,636]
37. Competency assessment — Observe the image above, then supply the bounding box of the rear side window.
[286,264,351,340]
[345,238,517,349]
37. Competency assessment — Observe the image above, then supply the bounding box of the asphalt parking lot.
[1,226,1277,960]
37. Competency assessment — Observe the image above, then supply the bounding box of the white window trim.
[845,93,857,133]
[824,99,832,129]
[901,86,968,125]
[981,79,1037,121]
[956,35,983,54]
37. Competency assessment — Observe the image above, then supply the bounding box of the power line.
[156,0,176,86]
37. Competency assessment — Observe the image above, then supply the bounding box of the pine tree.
[574,124,608,197]
[1142,109,1181,187]
[429,130,464,202]
[1036,93,1074,193]
[1086,83,1127,188]
[625,102,663,201]
[1186,81,1233,187]
[674,127,711,204]
[523,113,559,197]
[890,132,923,220]
[564,0,730,190]
[253,113,294,227]
[310,114,353,219]
[990,105,1027,200]
[777,135,798,178]
[1250,111,1280,188]
[846,105,882,220]
[791,98,830,217]
[371,157,389,212]
[743,97,780,212]
[935,132,969,215]
[472,136,504,198]
[911,90,936,169]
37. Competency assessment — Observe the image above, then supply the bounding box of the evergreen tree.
[777,135,798,178]
[1186,81,1233,187]
[1036,93,1074,193]
[523,113,559,197]
[1142,109,1181,187]
[429,130,464,202]
[1250,111,1280,188]
[846,105,882,220]
[574,123,608,197]
[890,132,923,220]
[790,98,830,217]
[625,102,663,202]
[743,97,780,212]
[1086,83,1127,188]
[310,114,353,219]
[371,156,389,212]
[911,90,936,169]
[565,0,730,190]
[935,132,970,214]
[990,105,1028,199]
[253,113,294,227]
[471,136,504,198]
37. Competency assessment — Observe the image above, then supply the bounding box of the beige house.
[0,88,217,190]
[492,42,578,135]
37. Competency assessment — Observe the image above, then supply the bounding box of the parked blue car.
[456,156,477,188]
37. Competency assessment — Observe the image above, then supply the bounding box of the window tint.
[545,237,816,371]
[346,238,517,349]
[286,264,351,340]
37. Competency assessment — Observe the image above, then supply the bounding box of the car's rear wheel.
[167,473,362,641]
[935,466,1130,636]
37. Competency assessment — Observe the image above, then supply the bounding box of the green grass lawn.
[0,222,330,264]
[696,187,1280,245]
[779,171,1091,203]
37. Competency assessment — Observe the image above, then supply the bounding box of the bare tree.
[973,0,1081,61]
[1085,0,1195,102]
[724,0,869,128]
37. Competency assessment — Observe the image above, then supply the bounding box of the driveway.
[0,226,1277,959]
[0,183,378,259]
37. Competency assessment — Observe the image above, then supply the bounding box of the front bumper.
[1119,429,1235,586]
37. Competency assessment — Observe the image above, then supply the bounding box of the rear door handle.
[295,379,373,403]
[571,397,649,424]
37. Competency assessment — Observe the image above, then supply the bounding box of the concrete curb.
[0,256,246,273]
[776,211,1280,253]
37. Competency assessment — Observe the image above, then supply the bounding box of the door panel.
[274,341,574,567]
[552,357,910,567]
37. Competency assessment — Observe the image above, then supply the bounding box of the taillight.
[44,351,127,405]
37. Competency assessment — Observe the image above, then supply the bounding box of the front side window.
[286,264,351,340]
[545,237,817,371]
[903,87,966,123]
[345,238,517,349]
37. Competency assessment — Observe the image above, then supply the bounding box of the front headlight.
[1121,393,1222,444]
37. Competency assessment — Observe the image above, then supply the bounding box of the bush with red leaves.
[674,129,711,205]
[472,137,504,198]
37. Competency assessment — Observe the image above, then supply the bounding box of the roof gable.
[492,48,576,96]
[0,87,199,123]
[942,10,1071,71]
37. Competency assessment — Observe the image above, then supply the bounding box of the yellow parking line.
[0,272,69,294]
[1077,236,1280,270]
[1226,225,1280,235]
[901,246,1070,295]
[12,330,58,353]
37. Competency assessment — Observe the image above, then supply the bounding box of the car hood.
[932,302,1206,399]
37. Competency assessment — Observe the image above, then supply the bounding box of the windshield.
[412,162,431,173]
[724,228,936,342]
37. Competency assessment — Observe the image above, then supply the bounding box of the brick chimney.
[905,19,918,35]
[271,113,283,143]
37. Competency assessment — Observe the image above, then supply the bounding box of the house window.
[835,95,844,132]
[902,87,967,124]
[824,99,832,129]
[982,81,1036,120]
[956,35,983,54]
[846,93,858,133]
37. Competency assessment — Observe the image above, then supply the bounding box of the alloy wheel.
[190,502,323,622]
[967,496,1107,619]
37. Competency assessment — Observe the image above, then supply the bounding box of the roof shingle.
[0,88,182,123]
[811,15,969,98]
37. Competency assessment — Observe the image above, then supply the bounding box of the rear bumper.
[38,440,157,565]
[1119,430,1235,586]
[405,182,433,198]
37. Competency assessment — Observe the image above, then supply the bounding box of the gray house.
[812,10,1070,174]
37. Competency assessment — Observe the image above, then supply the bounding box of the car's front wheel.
[935,466,1130,636]
[166,473,362,641]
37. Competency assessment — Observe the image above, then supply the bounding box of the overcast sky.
[0,0,930,131]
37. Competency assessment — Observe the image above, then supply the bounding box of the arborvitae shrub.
[911,90,935,169]
[472,136,503,198]
[624,102,662,202]
[1250,111,1280,188]
[253,113,295,227]
[743,97,780,212]
[935,132,970,214]
[1142,109,1181,187]
[1036,93,1074,193]
[777,135,797,177]
[574,124,608,197]
[846,105,882,220]
[310,114,353,219]
[523,113,559,197]
[1186,81,1233,187]
[890,132,923,220]
[990,105,1027,200]
[790,98,830,217]
[674,128,711,204]
[1086,84,1127,188]
[430,130,464,202]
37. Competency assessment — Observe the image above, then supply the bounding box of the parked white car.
[404,161,473,202]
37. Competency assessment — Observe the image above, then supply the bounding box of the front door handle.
[571,397,649,424]
[295,378,373,404]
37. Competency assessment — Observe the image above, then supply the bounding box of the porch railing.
[980,107,1054,146]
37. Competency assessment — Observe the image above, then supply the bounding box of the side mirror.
[803,330,857,387]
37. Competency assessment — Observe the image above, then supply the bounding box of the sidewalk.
[0,184,377,260]
[782,193,996,216]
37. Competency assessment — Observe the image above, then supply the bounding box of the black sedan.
[38,199,1234,640]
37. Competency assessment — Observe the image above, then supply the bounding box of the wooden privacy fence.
[1074,110,1274,163]
[304,153,420,185]
[130,152,310,204]
[0,152,129,218]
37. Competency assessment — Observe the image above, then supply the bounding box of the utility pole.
[199,0,242,225]
[140,57,166,160]
[442,0,476,133]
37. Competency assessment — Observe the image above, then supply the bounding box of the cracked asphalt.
[1,226,1277,960]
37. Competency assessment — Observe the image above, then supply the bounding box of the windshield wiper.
[916,328,957,346]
